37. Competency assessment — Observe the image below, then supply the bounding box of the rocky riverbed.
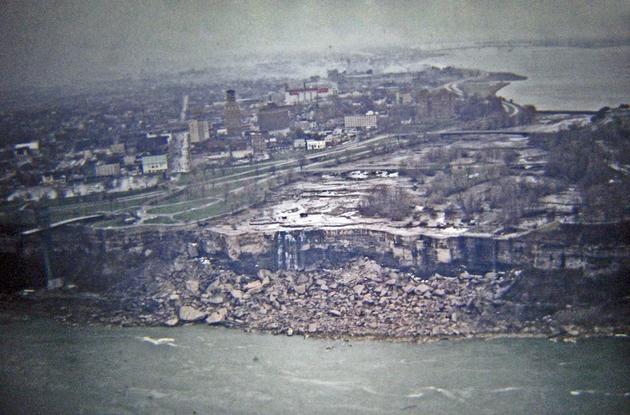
[4,256,628,342]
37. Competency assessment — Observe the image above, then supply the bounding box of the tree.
[359,185,413,221]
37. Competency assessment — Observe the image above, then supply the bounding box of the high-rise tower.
[224,89,241,137]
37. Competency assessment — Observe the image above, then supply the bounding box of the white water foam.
[138,336,177,347]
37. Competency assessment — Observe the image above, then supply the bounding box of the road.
[502,100,521,117]
[444,81,464,97]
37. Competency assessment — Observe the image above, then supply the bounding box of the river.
[0,316,628,414]
[419,45,630,111]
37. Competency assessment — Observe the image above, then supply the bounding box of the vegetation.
[359,185,414,221]
[536,109,630,221]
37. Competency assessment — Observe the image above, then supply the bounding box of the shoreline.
[1,303,627,346]
[3,257,627,344]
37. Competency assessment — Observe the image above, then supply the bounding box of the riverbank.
[3,257,628,343]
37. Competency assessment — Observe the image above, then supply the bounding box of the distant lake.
[420,46,630,111]
[1,317,629,415]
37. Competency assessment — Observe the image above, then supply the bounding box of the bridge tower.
[36,206,63,289]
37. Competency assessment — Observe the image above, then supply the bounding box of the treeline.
[533,109,630,221]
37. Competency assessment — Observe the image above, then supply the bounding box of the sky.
[0,0,628,88]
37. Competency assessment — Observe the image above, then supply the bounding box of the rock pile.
[87,256,546,339]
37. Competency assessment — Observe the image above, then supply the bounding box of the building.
[141,154,168,174]
[188,120,210,143]
[306,139,326,151]
[95,163,121,177]
[258,103,290,132]
[14,141,40,158]
[250,132,267,155]
[110,143,125,154]
[224,90,241,137]
[344,113,378,129]
[293,138,306,149]
[285,83,336,105]
[138,133,170,155]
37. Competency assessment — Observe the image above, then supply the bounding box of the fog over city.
[1,0,629,88]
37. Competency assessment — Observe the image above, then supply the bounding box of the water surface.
[421,46,630,111]
[0,317,628,414]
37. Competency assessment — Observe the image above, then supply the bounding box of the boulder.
[416,284,431,294]
[434,289,446,297]
[286,328,294,336]
[307,323,318,333]
[294,284,306,295]
[206,308,228,325]
[230,289,244,300]
[178,306,207,322]
[245,280,264,294]
[353,284,365,295]
[403,284,415,294]
[329,309,342,317]
[206,296,224,305]
[164,316,180,327]
[173,260,186,272]
[185,279,200,293]
[340,272,357,285]
[257,269,273,280]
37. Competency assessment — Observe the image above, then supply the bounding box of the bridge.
[536,110,597,115]
[428,130,530,138]
[21,213,105,236]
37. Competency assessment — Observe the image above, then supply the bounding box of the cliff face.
[8,221,629,299]
[198,223,630,277]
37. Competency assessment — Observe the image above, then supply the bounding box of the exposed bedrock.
[199,223,630,278]
[8,221,629,298]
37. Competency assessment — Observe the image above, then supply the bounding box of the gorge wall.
[7,221,629,299]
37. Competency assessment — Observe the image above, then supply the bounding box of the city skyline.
[1,0,629,88]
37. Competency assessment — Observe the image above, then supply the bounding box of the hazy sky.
[1,0,629,88]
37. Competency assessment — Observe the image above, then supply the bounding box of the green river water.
[0,316,628,415]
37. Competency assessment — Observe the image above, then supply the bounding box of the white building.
[14,141,40,157]
[142,155,168,174]
[285,84,336,105]
[306,139,326,151]
[95,163,121,177]
[344,113,378,129]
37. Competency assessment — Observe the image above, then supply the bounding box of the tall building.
[258,103,290,132]
[188,119,210,143]
[224,89,241,137]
